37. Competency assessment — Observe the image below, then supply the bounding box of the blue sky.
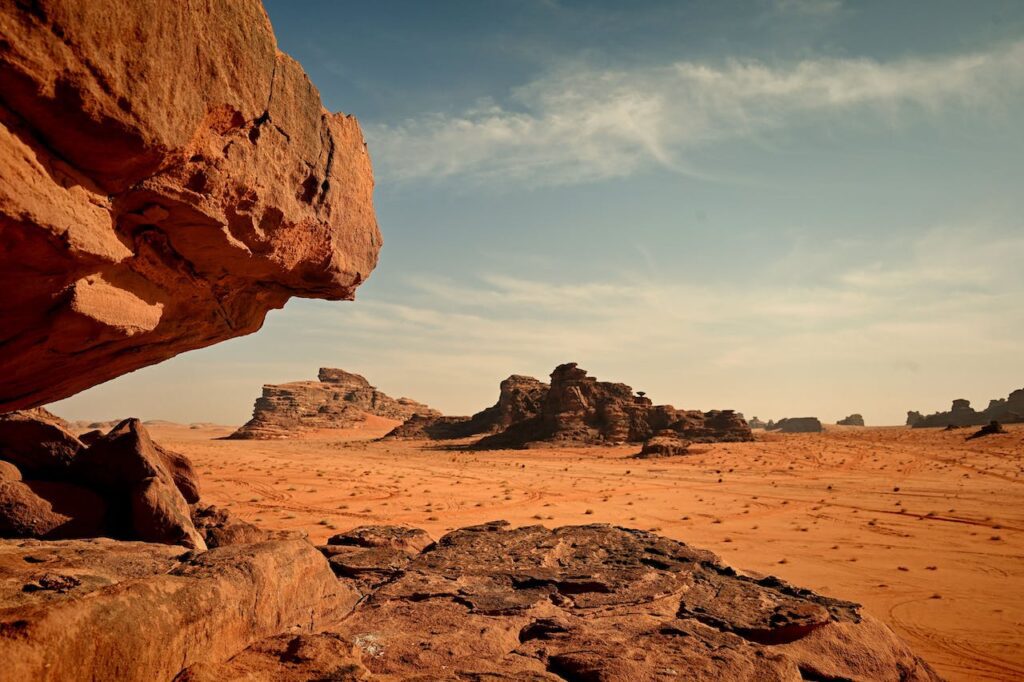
[54,0,1024,425]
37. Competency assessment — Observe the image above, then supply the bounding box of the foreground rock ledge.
[1,523,939,681]
[0,0,381,411]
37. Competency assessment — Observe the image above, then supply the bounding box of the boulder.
[190,504,274,549]
[0,0,381,413]
[184,522,940,681]
[837,413,865,426]
[0,537,357,682]
[635,433,691,458]
[966,420,1006,440]
[229,368,437,439]
[0,479,106,539]
[72,419,204,549]
[0,409,82,478]
[768,417,823,433]
[326,525,433,555]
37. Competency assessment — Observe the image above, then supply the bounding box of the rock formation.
[635,432,691,458]
[908,388,1024,428]
[747,416,767,429]
[173,521,939,681]
[1,412,206,549]
[387,363,753,448]
[837,413,865,426]
[229,368,437,439]
[0,0,381,413]
[766,417,824,433]
[966,420,1006,440]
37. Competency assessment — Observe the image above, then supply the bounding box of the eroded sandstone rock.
[0,537,356,682]
[766,417,823,434]
[388,363,753,449]
[0,408,82,478]
[837,413,865,426]
[0,0,381,413]
[182,522,940,681]
[635,432,692,458]
[229,368,437,439]
[909,388,1024,428]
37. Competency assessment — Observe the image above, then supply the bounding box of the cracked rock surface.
[182,521,941,681]
[0,0,381,412]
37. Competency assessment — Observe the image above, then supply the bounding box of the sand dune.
[151,422,1024,681]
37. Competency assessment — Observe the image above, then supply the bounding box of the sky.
[53,0,1024,426]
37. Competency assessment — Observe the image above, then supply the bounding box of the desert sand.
[148,420,1024,682]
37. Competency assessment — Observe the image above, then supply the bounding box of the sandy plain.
[148,421,1024,681]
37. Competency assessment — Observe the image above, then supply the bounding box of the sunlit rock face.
[0,0,381,412]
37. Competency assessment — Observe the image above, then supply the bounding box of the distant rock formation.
[747,416,767,429]
[966,421,1006,440]
[837,414,865,426]
[229,368,437,439]
[766,417,823,433]
[387,362,752,448]
[908,388,1024,428]
[0,0,381,413]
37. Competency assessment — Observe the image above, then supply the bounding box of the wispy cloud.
[366,41,1024,186]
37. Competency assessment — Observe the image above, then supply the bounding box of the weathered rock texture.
[387,363,752,448]
[0,0,381,413]
[635,432,692,458]
[180,521,939,681]
[748,416,768,429]
[0,536,356,682]
[229,368,437,439]
[0,413,206,548]
[837,413,865,426]
[908,389,1024,428]
[766,417,824,434]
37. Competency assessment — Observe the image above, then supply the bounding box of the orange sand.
[151,421,1024,681]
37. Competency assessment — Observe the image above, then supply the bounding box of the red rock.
[190,504,273,549]
[185,522,939,681]
[0,461,21,481]
[72,419,205,549]
[0,479,106,539]
[636,433,691,458]
[229,368,437,439]
[0,409,82,478]
[0,537,357,682]
[0,0,381,413]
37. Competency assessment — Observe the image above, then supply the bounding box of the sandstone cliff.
[229,368,437,439]
[0,0,381,412]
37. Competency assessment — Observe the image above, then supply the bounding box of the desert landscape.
[2,0,1023,680]
[133,419,1021,681]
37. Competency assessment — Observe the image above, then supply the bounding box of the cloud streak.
[366,41,1024,186]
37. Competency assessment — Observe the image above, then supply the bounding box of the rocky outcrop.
[1,413,206,549]
[766,417,823,434]
[837,413,865,426]
[385,374,549,440]
[0,0,381,413]
[909,388,1024,428]
[180,521,940,681]
[0,537,356,682]
[387,363,752,448]
[229,368,437,439]
[748,416,767,429]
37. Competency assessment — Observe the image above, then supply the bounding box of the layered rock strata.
[837,413,865,426]
[387,363,752,448]
[229,368,437,439]
[0,0,381,412]
[908,389,1024,428]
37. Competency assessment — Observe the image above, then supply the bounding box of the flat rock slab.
[186,522,942,681]
[0,538,357,681]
